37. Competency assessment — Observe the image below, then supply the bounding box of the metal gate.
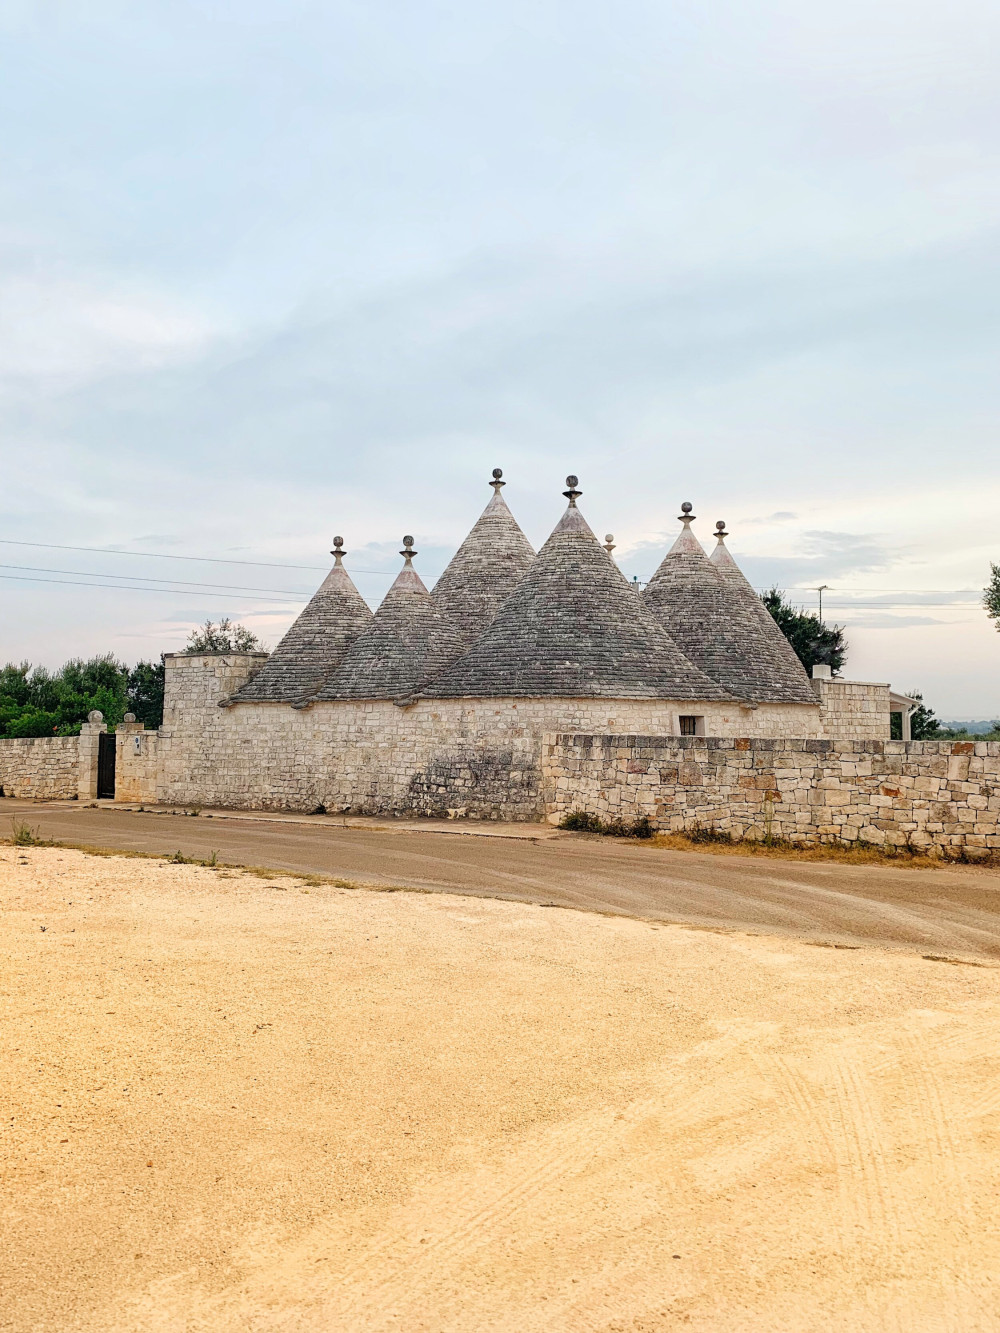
[97,732,116,799]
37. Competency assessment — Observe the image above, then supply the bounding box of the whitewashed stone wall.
[0,736,82,799]
[133,652,824,817]
[542,735,1000,857]
[814,678,891,741]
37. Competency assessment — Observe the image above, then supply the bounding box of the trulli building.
[107,470,912,820]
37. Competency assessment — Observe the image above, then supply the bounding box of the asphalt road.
[6,798,1000,959]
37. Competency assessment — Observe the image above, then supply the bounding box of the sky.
[1,0,998,716]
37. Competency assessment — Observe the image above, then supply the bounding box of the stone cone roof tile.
[431,474,536,647]
[703,526,817,704]
[232,552,373,703]
[419,488,733,701]
[315,543,466,701]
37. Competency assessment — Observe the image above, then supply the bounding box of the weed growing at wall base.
[655,825,1000,869]
[559,811,655,838]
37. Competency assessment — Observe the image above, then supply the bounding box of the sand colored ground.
[3,846,1000,1332]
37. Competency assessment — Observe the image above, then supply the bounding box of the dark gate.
[97,732,116,799]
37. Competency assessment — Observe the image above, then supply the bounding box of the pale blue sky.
[1,0,998,713]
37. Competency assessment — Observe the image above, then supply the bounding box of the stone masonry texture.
[542,735,1000,858]
[0,736,82,799]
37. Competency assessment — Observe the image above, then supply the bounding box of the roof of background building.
[706,521,818,705]
[419,478,734,701]
[431,469,536,648]
[313,537,466,701]
[231,538,372,703]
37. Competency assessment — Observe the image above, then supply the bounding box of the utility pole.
[815,585,830,620]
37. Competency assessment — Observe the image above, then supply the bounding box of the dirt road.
[5,797,1000,958]
[4,845,999,1332]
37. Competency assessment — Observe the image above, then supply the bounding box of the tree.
[0,654,168,738]
[184,619,263,653]
[0,654,130,738]
[127,660,165,729]
[985,563,1000,631]
[760,589,847,676]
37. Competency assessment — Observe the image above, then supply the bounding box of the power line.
[0,573,297,602]
[0,537,394,576]
[0,562,313,597]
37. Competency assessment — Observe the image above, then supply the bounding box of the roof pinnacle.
[714,520,728,541]
[490,467,505,492]
[603,534,616,554]
[679,501,695,525]
[400,535,417,566]
[330,535,345,566]
[563,475,581,507]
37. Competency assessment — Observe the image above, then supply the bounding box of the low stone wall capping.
[541,734,1000,857]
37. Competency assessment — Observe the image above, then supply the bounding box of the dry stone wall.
[0,736,82,799]
[542,734,1000,857]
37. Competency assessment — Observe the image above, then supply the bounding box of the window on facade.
[679,715,703,736]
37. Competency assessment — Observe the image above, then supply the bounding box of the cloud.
[739,511,798,526]
[0,266,218,392]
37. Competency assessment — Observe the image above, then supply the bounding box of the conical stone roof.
[232,538,373,703]
[314,537,466,701]
[431,469,536,647]
[642,504,758,697]
[705,520,817,704]
[418,478,734,701]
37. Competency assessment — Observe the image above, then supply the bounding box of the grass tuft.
[8,818,51,847]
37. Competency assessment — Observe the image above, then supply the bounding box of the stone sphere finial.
[87,710,103,724]
[490,467,505,491]
[603,533,616,554]
[678,501,695,523]
[715,520,728,538]
[563,475,582,506]
[123,713,136,723]
[330,535,346,563]
[400,535,417,564]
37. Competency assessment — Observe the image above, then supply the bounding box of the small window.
[679,715,703,737]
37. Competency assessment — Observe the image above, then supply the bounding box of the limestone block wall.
[542,735,1000,856]
[115,721,160,803]
[150,654,824,816]
[814,679,891,741]
[0,736,82,799]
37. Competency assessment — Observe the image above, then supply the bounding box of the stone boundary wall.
[542,735,1000,857]
[0,736,82,800]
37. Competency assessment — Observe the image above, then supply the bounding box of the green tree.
[184,619,263,653]
[760,589,847,676]
[0,654,171,738]
[985,563,1000,630]
[127,660,165,729]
